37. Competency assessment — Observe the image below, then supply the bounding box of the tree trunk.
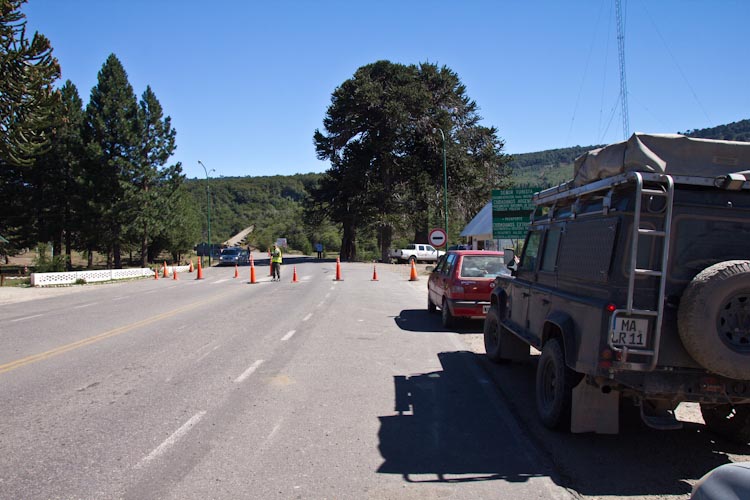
[140,223,149,268]
[340,219,357,261]
[379,225,393,262]
[87,246,93,269]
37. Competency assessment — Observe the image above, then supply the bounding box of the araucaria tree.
[0,0,60,248]
[312,60,511,261]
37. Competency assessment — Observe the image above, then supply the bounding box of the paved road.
[0,259,573,500]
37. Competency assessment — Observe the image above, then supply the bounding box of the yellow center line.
[0,289,235,376]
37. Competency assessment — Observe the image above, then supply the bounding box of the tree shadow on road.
[377,351,562,486]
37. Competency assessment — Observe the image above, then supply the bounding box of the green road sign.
[492,187,539,239]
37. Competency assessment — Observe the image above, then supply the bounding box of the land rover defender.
[483,133,750,440]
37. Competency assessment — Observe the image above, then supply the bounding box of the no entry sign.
[428,228,447,248]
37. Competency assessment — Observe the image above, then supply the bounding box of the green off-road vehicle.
[484,133,750,441]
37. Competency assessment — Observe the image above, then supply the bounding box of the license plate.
[611,317,649,347]
[482,305,490,314]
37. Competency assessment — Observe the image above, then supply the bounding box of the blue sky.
[23,0,750,180]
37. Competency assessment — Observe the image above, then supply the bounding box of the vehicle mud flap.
[570,379,620,434]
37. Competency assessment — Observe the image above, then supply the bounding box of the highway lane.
[0,260,573,499]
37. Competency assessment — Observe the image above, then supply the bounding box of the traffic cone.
[250,255,257,284]
[409,260,419,281]
[162,261,169,278]
[189,260,194,273]
[292,266,299,283]
[173,267,178,280]
[234,264,239,278]
[196,259,204,280]
[334,257,343,281]
[154,269,159,280]
[372,265,379,281]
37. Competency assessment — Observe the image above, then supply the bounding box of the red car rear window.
[459,255,506,278]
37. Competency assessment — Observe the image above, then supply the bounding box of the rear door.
[458,254,504,302]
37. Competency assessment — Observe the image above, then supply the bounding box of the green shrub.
[33,244,67,273]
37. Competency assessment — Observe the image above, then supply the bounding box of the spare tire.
[677,260,750,380]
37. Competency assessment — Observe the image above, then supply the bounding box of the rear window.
[459,255,506,278]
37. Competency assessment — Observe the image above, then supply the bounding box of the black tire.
[408,256,417,265]
[536,338,579,430]
[678,260,750,379]
[700,403,750,444]
[484,307,509,363]
[427,294,437,314]
[441,299,454,328]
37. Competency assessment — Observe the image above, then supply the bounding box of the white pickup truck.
[390,244,444,264]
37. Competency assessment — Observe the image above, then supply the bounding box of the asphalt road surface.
[0,257,746,499]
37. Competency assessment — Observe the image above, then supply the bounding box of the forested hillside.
[682,118,750,142]
[183,173,340,255]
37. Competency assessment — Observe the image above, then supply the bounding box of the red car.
[427,250,508,327]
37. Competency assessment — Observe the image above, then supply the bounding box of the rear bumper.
[447,299,490,318]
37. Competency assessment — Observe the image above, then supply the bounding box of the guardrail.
[30,265,191,287]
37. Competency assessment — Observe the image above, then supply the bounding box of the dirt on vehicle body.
[484,133,750,441]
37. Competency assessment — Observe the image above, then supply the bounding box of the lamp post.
[197,161,215,266]
[434,128,448,247]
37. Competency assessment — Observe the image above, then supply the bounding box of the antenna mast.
[616,0,629,139]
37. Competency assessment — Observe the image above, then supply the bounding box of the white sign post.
[428,228,447,248]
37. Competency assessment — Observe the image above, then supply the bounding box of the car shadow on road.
[476,355,747,497]
[377,351,562,486]
[394,309,483,334]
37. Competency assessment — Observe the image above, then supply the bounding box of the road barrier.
[31,267,162,287]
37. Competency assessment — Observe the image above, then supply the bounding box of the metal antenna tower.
[616,0,629,139]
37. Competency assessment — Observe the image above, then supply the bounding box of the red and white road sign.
[428,228,447,248]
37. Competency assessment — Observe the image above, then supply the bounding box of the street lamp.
[433,128,448,247]
[197,161,215,266]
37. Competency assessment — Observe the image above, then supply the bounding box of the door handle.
[542,299,550,305]
[522,292,530,297]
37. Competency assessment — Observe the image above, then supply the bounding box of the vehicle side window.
[426,245,435,252]
[541,225,562,273]
[441,254,456,275]
[519,232,542,272]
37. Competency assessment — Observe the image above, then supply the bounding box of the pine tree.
[126,85,181,267]
[84,54,139,268]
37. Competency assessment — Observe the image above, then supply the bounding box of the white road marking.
[196,345,219,363]
[136,411,206,469]
[317,302,324,308]
[10,314,44,323]
[281,330,296,341]
[324,293,331,299]
[73,302,98,309]
[212,278,231,285]
[302,275,312,281]
[302,313,312,322]
[235,359,264,383]
[111,295,130,301]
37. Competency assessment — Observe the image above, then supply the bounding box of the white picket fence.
[31,265,192,287]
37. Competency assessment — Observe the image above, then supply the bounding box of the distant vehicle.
[427,250,508,328]
[390,244,444,264]
[448,244,471,251]
[218,247,249,266]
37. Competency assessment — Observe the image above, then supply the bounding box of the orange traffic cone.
[334,257,343,281]
[154,269,159,280]
[409,260,419,281]
[292,266,299,283]
[196,259,204,280]
[372,265,379,281]
[173,267,179,280]
[162,261,169,278]
[189,260,194,273]
[250,255,257,284]
[234,264,239,278]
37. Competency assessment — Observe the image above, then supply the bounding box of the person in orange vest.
[271,243,283,281]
